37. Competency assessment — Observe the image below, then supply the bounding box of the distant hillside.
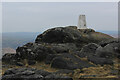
[2,32,40,49]
[2,48,16,54]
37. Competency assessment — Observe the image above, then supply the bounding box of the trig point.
[77,15,87,29]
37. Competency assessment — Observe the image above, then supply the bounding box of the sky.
[2,2,118,32]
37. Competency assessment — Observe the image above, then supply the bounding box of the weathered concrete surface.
[77,15,87,29]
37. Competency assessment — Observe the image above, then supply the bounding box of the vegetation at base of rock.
[2,60,120,79]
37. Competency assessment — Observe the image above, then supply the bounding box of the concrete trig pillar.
[77,15,87,29]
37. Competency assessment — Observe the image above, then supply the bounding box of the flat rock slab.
[2,68,72,80]
[50,53,95,70]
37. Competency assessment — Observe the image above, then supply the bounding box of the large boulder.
[35,26,82,43]
[2,53,16,63]
[2,53,25,66]
[87,55,113,65]
[14,41,91,67]
[50,53,95,70]
[35,26,113,44]
[16,42,35,60]
[2,53,19,65]
[51,57,72,69]
[16,42,56,61]
[99,38,119,47]
[16,42,78,62]
[78,43,99,57]
[96,39,120,59]
[32,43,53,61]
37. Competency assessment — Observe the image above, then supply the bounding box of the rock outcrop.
[78,43,99,57]
[2,26,119,79]
[50,53,95,70]
[2,68,72,80]
[35,26,81,43]
[35,26,113,44]
[3,26,116,65]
